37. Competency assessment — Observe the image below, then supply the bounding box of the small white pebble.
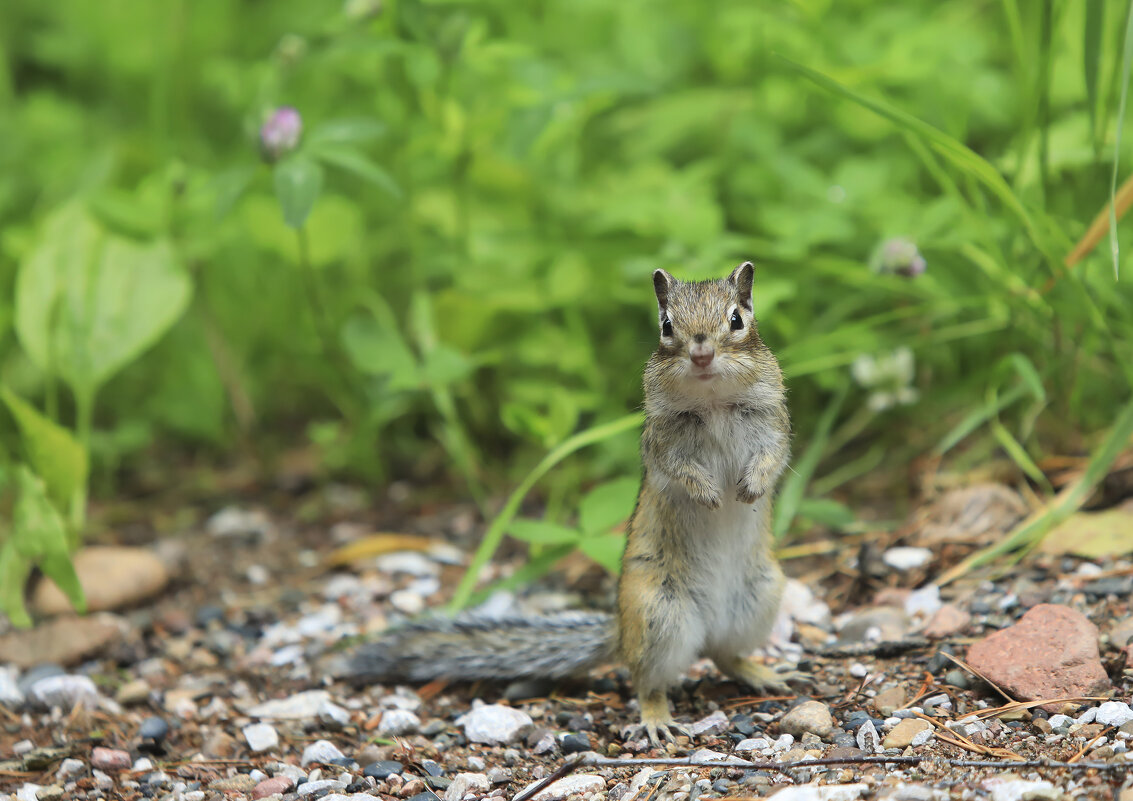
[850,663,868,678]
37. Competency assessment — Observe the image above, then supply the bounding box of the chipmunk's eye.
[661,317,673,337]
[730,310,744,331]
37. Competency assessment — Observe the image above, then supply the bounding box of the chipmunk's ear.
[653,269,675,311]
[729,261,754,311]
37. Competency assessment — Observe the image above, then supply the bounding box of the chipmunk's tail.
[338,612,617,683]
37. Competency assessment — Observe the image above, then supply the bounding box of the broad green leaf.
[579,532,626,574]
[273,156,324,229]
[0,387,88,510]
[307,118,387,146]
[578,476,640,535]
[340,313,419,390]
[422,345,475,388]
[796,498,856,529]
[508,518,580,545]
[0,541,33,627]
[15,203,192,397]
[312,146,401,200]
[10,466,86,613]
[450,413,644,611]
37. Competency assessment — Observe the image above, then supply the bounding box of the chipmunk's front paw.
[736,475,769,504]
[687,480,723,510]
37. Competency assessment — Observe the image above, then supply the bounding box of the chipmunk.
[341,262,797,744]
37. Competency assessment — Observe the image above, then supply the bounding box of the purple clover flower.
[260,106,303,162]
[871,237,927,277]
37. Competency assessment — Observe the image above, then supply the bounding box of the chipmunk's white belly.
[687,495,781,657]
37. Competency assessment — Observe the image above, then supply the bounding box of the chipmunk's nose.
[689,340,715,368]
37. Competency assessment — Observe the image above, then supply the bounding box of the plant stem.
[295,227,359,421]
[449,412,644,612]
[69,387,94,549]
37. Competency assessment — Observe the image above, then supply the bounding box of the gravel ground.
[1,481,1131,801]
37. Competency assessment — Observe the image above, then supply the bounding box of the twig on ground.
[1069,726,1114,764]
[939,652,1016,702]
[511,751,1130,801]
[973,696,1108,721]
[808,638,931,659]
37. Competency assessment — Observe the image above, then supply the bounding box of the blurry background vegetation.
[2,0,1133,618]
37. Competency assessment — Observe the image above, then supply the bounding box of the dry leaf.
[1037,501,1133,558]
[325,534,442,566]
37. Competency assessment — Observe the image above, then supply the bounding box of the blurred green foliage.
[2,0,1133,604]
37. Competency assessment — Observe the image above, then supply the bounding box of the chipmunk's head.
[648,262,779,402]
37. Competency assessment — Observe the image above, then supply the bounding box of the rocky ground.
[1,478,1132,801]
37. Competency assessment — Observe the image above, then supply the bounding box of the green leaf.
[340,313,419,390]
[9,466,86,613]
[0,541,33,628]
[508,518,581,545]
[0,387,88,510]
[773,382,847,539]
[579,532,626,574]
[15,203,193,397]
[273,157,324,229]
[307,118,387,146]
[313,146,402,200]
[1003,353,1045,403]
[450,412,644,611]
[796,498,856,529]
[578,477,640,535]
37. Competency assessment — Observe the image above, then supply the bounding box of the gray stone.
[296,779,348,796]
[779,701,833,738]
[461,703,534,745]
[246,689,330,720]
[983,779,1060,801]
[1095,701,1133,727]
[56,758,85,780]
[689,710,730,736]
[0,667,25,707]
[520,774,606,801]
[378,708,421,736]
[301,739,347,767]
[243,722,280,753]
[766,784,867,801]
[487,767,511,785]
[28,675,101,710]
[735,737,770,752]
[444,772,489,801]
[317,700,352,729]
[882,547,932,571]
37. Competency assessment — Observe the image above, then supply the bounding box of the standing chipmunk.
[341,262,796,744]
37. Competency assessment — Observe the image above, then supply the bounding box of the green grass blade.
[449,412,644,611]
[779,57,1049,263]
[939,391,1133,584]
[1085,0,1106,156]
[773,382,848,540]
[1109,0,1133,278]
